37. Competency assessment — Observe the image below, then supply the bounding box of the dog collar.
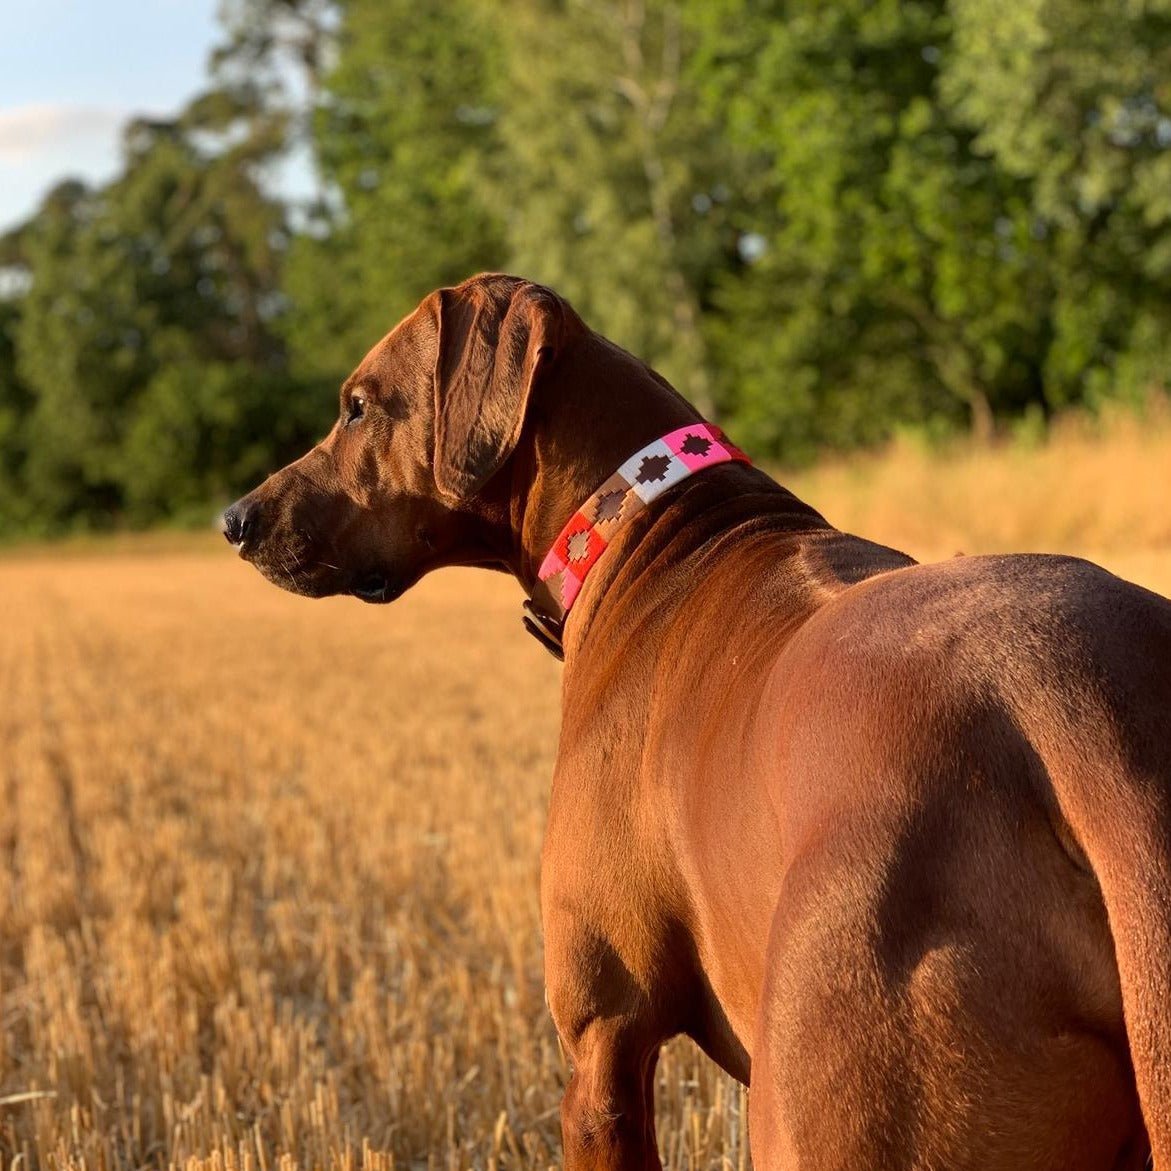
[523,422,751,658]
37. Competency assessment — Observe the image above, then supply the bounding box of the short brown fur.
[227,275,1171,1170]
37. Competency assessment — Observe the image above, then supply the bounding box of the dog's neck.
[442,333,890,663]
[502,333,706,593]
[460,332,829,658]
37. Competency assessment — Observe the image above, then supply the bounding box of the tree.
[944,0,1171,407]
[0,298,32,531]
[486,0,743,415]
[690,0,1061,457]
[282,0,507,382]
[692,0,1171,459]
[13,97,317,527]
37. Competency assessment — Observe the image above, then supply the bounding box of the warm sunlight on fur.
[1,414,1168,1170]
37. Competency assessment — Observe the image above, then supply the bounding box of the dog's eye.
[346,394,366,426]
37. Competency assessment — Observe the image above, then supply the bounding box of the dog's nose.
[222,500,260,548]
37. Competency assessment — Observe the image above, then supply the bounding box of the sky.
[0,0,221,233]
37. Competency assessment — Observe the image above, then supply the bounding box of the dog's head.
[222,274,573,602]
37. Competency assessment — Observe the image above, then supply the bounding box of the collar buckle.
[522,599,565,660]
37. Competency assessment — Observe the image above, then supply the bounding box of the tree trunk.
[616,0,715,417]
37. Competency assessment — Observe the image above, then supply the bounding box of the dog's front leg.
[555,1011,663,1171]
[544,919,668,1170]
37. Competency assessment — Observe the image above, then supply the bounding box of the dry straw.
[2,412,1169,1170]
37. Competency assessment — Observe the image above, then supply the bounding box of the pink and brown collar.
[523,423,751,658]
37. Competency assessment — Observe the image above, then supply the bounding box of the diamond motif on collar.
[525,421,751,653]
[566,530,592,562]
[635,453,672,484]
[594,489,626,523]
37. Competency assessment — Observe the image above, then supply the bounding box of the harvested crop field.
[2,422,1169,1171]
[0,548,752,1171]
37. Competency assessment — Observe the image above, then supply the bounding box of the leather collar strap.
[523,422,751,658]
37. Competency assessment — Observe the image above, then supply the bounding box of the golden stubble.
[0,554,749,1171]
[2,419,1169,1171]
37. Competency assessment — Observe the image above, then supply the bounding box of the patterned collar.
[522,422,751,658]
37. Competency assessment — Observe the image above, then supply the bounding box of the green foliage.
[487,0,743,413]
[945,0,1171,407]
[5,99,323,530]
[283,0,507,381]
[0,299,32,531]
[122,360,327,523]
[693,0,1052,455]
[0,0,1168,534]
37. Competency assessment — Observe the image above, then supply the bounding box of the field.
[2,414,1170,1171]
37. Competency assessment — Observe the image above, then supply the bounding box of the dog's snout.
[222,505,243,545]
[222,499,261,551]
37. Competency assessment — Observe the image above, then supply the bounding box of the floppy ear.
[432,281,558,502]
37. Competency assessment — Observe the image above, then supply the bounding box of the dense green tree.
[13,179,123,523]
[0,298,32,531]
[282,0,506,381]
[945,0,1171,407]
[691,0,1056,456]
[488,0,743,413]
[694,0,1171,458]
[12,100,316,527]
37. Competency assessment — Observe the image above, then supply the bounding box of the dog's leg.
[556,1015,662,1171]
[544,927,668,1171]
[748,827,1143,1171]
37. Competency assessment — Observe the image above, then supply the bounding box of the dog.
[225,273,1171,1170]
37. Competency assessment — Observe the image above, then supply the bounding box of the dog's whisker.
[278,549,300,585]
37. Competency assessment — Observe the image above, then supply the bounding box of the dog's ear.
[432,280,559,502]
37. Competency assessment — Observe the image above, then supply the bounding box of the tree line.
[1,0,1169,534]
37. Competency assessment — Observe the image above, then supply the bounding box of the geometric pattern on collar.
[524,422,750,655]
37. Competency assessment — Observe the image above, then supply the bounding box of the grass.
[1,414,1168,1171]
[785,401,1171,593]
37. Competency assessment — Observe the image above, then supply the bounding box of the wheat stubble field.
[2,415,1170,1171]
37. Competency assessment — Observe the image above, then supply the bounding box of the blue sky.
[0,0,221,232]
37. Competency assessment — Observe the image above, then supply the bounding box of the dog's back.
[741,551,1170,1168]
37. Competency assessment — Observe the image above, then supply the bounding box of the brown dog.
[225,274,1171,1170]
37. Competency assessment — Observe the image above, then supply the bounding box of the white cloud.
[0,103,129,163]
